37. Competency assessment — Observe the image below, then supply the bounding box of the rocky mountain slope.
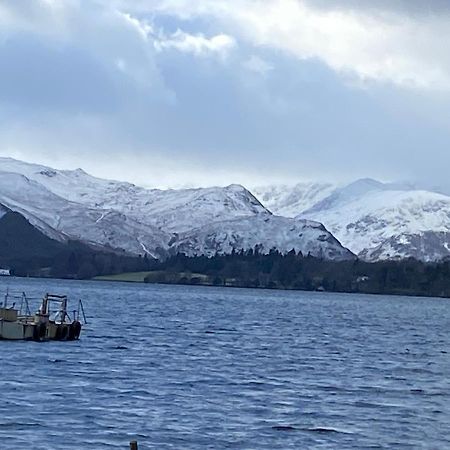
[174,216,354,260]
[359,231,450,262]
[0,158,353,260]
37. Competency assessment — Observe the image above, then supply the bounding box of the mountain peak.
[346,177,384,189]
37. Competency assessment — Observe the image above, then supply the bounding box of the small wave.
[410,388,424,394]
[306,427,354,435]
[47,358,65,363]
[272,425,354,435]
[272,425,296,431]
[0,422,42,429]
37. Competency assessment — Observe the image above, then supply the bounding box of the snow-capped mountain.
[3,157,448,262]
[0,158,269,233]
[255,178,450,262]
[252,182,338,217]
[174,216,355,260]
[0,157,353,260]
[0,171,171,257]
[300,186,450,260]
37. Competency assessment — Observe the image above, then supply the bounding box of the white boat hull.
[0,320,35,340]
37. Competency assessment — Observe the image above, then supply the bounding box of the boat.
[0,291,86,341]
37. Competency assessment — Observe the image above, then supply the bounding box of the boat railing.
[42,295,87,325]
[3,290,32,317]
[2,291,87,326]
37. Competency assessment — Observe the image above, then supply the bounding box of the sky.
[0,0,449,188]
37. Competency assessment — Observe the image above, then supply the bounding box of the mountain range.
[0,157,449,263]
[0,158,353,262]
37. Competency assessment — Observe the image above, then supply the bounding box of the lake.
[0,277,449,449]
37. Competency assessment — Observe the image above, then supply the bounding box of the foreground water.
[0,278,449,449]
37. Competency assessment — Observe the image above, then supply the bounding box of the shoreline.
[91,272,450,300]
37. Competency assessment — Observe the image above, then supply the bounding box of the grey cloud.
[0,0,450,189]
[304,0,450,15]
[0,36,118,112]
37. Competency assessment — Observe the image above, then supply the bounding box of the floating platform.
[0,292,85,341]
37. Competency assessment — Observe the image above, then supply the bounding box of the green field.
[94,271,213,284]
[94,271,153,283]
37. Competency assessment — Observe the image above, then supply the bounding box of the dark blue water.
[0,278,449,449]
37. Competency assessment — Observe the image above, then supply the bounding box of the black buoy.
[33,322,47,342]
[69,321,82,340]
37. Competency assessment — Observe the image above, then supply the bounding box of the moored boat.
[0,292,86,341]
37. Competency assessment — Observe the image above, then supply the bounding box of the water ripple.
[1,278,450,449]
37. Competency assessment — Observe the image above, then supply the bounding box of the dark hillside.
[0,211,66,258]
[0,210,152,278]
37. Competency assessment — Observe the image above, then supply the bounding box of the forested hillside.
[146,250,450,298]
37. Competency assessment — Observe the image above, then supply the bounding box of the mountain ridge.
[0,158,354,261]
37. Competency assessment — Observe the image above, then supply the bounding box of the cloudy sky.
[0,0,449,188]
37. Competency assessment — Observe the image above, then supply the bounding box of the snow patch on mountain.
[303,179,386,215]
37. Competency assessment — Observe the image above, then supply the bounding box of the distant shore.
[93,269,450,300]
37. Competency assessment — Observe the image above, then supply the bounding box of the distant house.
[356,275,369,283]
[0,269,11,276]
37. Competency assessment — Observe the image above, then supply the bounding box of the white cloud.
[138,0,450,90]
[154,29,236,58]
[15,0,447,90]
[243,55,273,76]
